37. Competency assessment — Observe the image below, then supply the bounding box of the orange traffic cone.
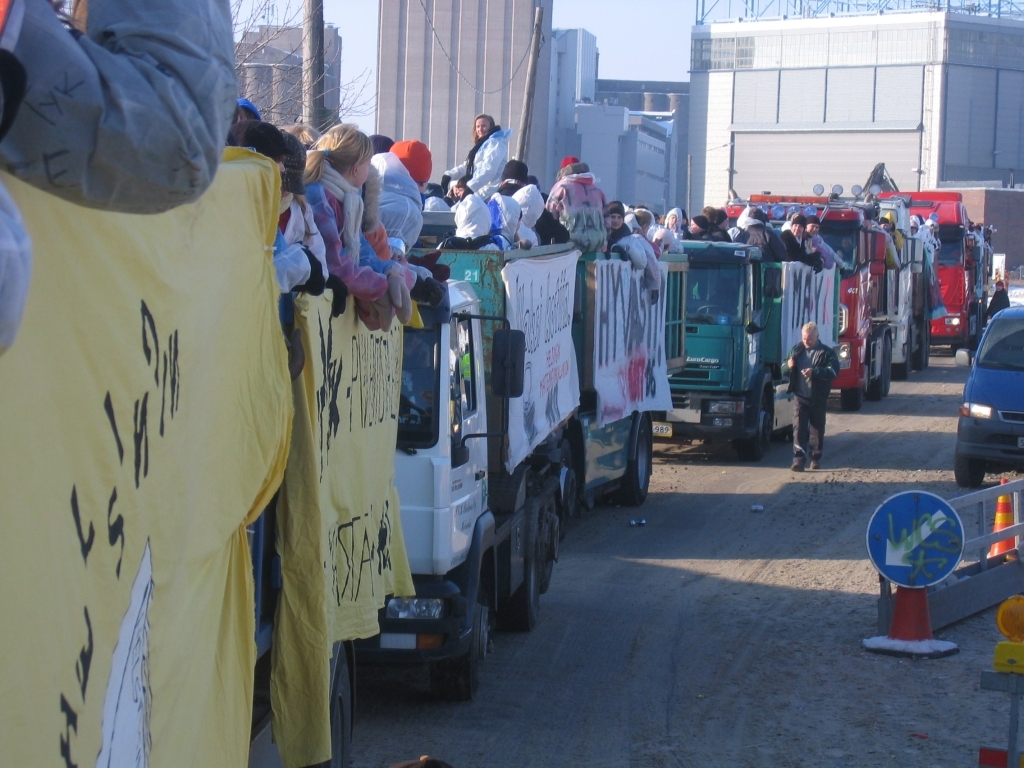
[989,478,1016,559]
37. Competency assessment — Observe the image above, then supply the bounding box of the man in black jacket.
[988,280,1011,320]
[782,322,840,471]
[780,215,825,271]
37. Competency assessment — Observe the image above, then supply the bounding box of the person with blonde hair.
[304,123,414,330]
[441,113,512,199]
[782,321,839,471]
[282,123,321,149]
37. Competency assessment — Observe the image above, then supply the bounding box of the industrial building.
[376,0,553,187]
[688,11,1024,210]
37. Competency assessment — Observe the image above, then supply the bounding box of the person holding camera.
[782,322,839,471]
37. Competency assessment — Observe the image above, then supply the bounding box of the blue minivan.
[954,306,1024,487]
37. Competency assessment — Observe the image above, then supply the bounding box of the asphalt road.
[352,354,1019,768]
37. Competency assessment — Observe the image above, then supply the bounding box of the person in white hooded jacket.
[442,114,512,200]
[512,184,545,247]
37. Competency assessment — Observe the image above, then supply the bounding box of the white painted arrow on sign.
[885,511,950,567]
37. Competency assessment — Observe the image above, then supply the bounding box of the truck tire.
[840,387,863,412]
[912,319,929,371]
[319,642,352,768]
[735,391,772,462]
[954,453,986,488]
[892,331,910,381]
[500,553,540,632]
[866,336,891,401]
[430,602,487,701]
[617,416,652,506]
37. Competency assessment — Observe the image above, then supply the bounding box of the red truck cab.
[879,191,989,349]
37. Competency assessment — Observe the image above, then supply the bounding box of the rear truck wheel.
[500,549,540,632]
[912,319,927,370]
[866,336,891,401]
[430,602,487,701]
[880,336,892,397]
[840,386,863,412]
[954,453,986,488]
[893,331,910,381]
[736,391,772,462]
[557,439,577,535]
[922,323,930,369]
[319,642,352,768]
[617,416,652,506]
[539,493,558,596]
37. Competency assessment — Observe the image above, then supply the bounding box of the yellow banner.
[0,151,292,767]
[272,294,413,766]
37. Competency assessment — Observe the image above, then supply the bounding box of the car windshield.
[938,240,963,267]
[686,263,744,324]
[976,318,1024,372]
[397,326,440,448]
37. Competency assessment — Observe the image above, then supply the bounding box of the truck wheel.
[921,323,930,369]
[430,602,487,701]
[866,336,891,401]
[319,642,352,768]
[840,387,863,411]
[954,453,986,488]
[617,417,652,506]
[736,391,772,462]
[500,553,540,632]
[912,319,928,370]
[893,332,910,381]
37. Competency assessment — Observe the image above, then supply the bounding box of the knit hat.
[560,156,581,169]
[390,140,432,184]
[605,201,625,217]
[370,134,395,155]
[556,161,589,180]
[227,120,287,160]
[280,132,307,195]
[790,214,808,226]
[236,98,261,121]
[806,214,821,226]
[501,159,529,184]
[691,215,710,231]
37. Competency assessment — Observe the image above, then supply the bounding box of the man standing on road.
[782,322,840,472]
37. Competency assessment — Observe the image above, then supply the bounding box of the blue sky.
[325,0,696,132]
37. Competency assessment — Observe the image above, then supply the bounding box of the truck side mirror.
[491,329,526,398]
[764,267,783,299]
[451,442,470,468]
[869,261,885,276]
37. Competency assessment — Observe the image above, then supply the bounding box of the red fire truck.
[879,191,991,350]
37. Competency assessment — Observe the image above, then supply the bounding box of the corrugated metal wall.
[996,70,1024,170]
[779,69,826,122]
[733,70,779,123]
[825,67,874,122]
[944,65,997,174]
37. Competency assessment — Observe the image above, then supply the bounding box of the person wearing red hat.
[390,140,433,189]
[560,156,580,169]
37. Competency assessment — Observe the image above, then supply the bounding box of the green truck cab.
[653,241,836,461]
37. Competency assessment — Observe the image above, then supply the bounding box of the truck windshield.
[398,327,440,449]
[686,263,744,324]
[938,240,963,267]
[818,224,860,279]
[976,318,1024,372]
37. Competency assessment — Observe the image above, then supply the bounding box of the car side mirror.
[954,348,972,367]
[764,267,783,299]
[491,329,526,398]
[869,261,885,276]
[451,442,470,468]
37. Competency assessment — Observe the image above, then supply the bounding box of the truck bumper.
[833,338,865,390]
[653,390,760,442]
[931,314,968,343]
[355,579,472,664]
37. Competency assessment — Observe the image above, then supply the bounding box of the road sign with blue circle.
[866,491,965,588]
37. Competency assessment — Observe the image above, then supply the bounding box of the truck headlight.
[386,597,444,620]
[836,342,852,369]
[839,303,849,336]
[946,317,961,326]
[959,402,993,419]
[707,400,742,414]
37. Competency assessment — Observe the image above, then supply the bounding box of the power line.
[414,0,538,96]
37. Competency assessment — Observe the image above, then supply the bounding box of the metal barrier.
[877,479,1024,634]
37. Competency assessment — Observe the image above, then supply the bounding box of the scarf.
[319,163,363,257]
[279,192,293,215]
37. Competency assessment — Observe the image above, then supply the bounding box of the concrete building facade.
[545,28,598,188]
[376,0,553,186]
[236,25,342,125]
[688,12,1024,209]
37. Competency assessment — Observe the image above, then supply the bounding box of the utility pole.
[303,0,327,131]
[515,6,544,163]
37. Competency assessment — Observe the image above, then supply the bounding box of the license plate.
[652,422,673,438]
[1018,437,1024,449]
[379,633,416,649]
